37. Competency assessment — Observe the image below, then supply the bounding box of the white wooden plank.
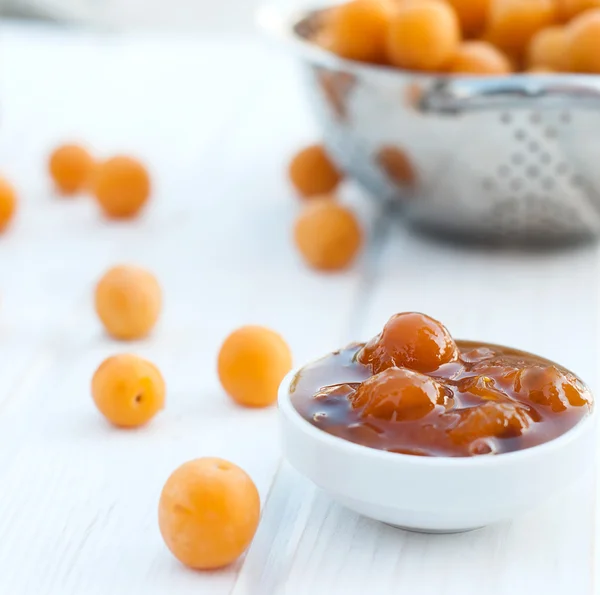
[0,27,382,594]
[231,464,318,595]
[237,465,593,595]
[0,30,274,404]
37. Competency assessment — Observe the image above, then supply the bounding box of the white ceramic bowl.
[278,368,597,533]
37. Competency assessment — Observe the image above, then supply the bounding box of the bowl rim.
[257,2,600,86]
[278,352,597,468]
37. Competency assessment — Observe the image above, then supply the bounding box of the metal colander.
[260,5,600,245]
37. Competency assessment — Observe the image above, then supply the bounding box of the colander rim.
[258,3,600,87]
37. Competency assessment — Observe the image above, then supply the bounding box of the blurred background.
[0,0,274,31]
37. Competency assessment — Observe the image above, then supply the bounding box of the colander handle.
[420,76,600,114]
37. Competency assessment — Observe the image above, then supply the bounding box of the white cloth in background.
[0,0,304,32]
[1,0,105,22]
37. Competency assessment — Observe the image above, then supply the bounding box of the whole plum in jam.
[515,365,590,412]
[350,368,452,422]
[357,312,458,374]
[448,402,533,445]
[291,313,592,457]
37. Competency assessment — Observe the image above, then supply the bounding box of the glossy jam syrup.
[290,341,593,457]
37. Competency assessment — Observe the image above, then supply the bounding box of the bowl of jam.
[279,312,596,532]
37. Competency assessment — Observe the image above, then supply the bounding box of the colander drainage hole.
[511,153,524,165]
[510,179,523,192]
[556,163,569,175]
[515,129,527,141]
[526,166,540,178]
[560,112,571,124]
[530,112,542,124]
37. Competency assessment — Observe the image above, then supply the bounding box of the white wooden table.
[0,22,598,595]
